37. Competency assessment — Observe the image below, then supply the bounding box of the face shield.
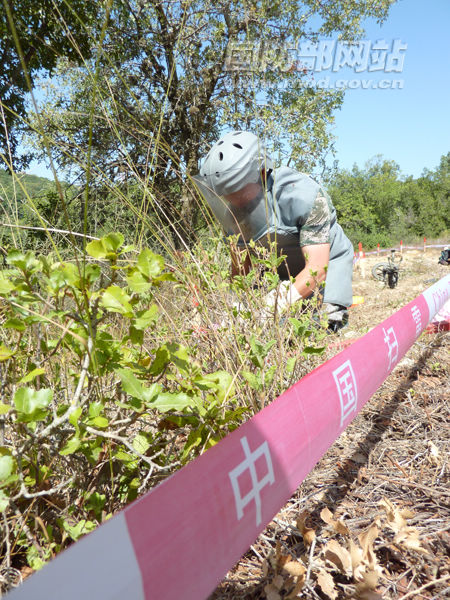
[194,175,274,243]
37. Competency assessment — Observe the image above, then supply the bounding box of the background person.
[195,130,354,330]
[438,246,450,266]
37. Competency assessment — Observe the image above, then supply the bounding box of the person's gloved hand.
[264,281,302,313]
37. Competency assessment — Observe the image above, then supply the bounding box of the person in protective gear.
[195,130,354,330]
[438,246,450,266]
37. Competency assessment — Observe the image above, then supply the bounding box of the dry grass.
[211,249,450,599]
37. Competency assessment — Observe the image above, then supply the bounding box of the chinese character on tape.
[333,360,358,426]
[411,305,422,338]
[229,436,275,527]
[383,326,399,371]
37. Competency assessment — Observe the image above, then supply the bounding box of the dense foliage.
[327,153,450,248]
[2,151,449,256]
[12,0,396,247]
[0,232,328,579]
[0,170,73,252]
[0,0,98,168]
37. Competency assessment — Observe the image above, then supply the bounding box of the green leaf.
[181,426,204,461]
[166,343,191,375]
[18,367,45,384]
[0,454,15,481]
[142,383,160,404]
[289,318,312,339]
[132,433,150,455]
[0,403,11,415]
[83,264,101,284]
[59,436,81,456]
[153,272,176,284]
[55,262,81,288]
[69,407,82,427]
[85,492,106,517]
[14,387,53,422]
[188,394,206,416]
[148,346,170,376]
[242,370,263,392]
[88,402,103,418]
[248,335,276,368]
[59,518,97,541]
[137,249,164,278]
[133,305,159,330]
[26,545,48,571]
[286,356,297,374]
[6,250,39,272]
[0,344,15,362]
[3,317,26,331]
[114,449,135,464]
[86,233,124,259]
[115,368,146,401]
[126,269,152,294]
[60,263,81,289]
[151,392,193,413]
[103,232,124,251]
[100,286,133,317]
[128,325,144,345]
[0,275,15,294]
[116,369,160,406]
[85,240,105,259]
[90,416,109,428]
[198,370,234,402]
[303,346,325,355]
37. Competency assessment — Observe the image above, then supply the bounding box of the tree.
[0,0,98,168]
[27,0,397,246]
[429,152,450,231]
[328,153,450,247]
[328,157,402,247]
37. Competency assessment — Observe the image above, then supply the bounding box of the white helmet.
[194,131,275,242]
[198,130,273,195]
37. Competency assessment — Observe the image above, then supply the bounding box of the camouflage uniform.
[234,167,354,308]
[299,191,333,247]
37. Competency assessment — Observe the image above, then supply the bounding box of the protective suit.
[196,166,353,308]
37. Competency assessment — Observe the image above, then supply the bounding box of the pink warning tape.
[426,298,450,332]
[8,274,450,600]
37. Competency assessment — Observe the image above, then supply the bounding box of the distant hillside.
[0,169,54,202]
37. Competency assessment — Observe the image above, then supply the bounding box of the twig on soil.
[397,574,450,600]
[305,536,316,585]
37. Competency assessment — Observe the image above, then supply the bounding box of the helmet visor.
[194,176,273,242]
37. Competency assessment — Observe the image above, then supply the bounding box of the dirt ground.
[211,249,450,600]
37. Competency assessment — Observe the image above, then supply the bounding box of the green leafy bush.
[0,233,327,574]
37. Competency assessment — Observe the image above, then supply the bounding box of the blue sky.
[27,0,450,181]
[325,0,450,178]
